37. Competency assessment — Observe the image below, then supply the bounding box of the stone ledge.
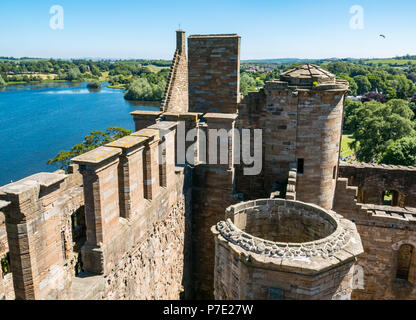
[0,172,67,195]
[71,146,121,165]
[132,128,160,141]
[105,135,148,150]
[130,110,162,117]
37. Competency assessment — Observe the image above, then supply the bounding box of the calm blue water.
[0,82,159,186]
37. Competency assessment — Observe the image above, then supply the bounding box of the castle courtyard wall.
[334,175,416,300]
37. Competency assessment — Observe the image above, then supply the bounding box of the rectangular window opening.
[297,158,304,174]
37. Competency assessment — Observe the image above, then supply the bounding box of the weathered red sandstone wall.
[236,79,347,210]
[0,168,84,300]
[334,177,416,300]
[188,34,240,114]
[70,122,193,300]
[0,209,14,300]
[102,168,192,299]
[162,30,189,113]
[339,162,416,207]
[0,117,193,300]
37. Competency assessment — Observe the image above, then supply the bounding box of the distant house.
[347,95,362,101]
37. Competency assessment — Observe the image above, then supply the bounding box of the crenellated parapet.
[338,161,416,207]
[0,168,83,299]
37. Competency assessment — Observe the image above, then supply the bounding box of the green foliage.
[47,127,131,171]
[343,99,363,132]
[0,74,5,87]
[387,75,416,99]
[124,78,153,100]
[86,79,102,89]
[348,99,416,162]
[381,136,416,166]
[124,77,166,101]
[353,75,372,95]
[1,254,10,275]
[338,74,358,96]
[240,73,258,95]
[67,68,82,81]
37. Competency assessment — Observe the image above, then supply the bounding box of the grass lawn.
[107,84,126,90]
[363,59,416,66]
[341,134,355,158]
[99,71,109,82]
[145,65,169,72]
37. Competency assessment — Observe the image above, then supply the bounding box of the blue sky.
[0,0,415,59]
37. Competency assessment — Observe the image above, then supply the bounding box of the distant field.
[7,73,58,80]
[145,64,169,72]
[363,59,416,66]
[341,134,355,158]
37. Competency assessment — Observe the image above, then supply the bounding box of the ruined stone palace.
[1,30,416,300]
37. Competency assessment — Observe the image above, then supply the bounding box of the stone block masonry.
[2,30,416,301]
[0,169,83,299]
[212,199,363,300]
[334,173,416,299]
[161,30,189,113]
[188,34,241,114]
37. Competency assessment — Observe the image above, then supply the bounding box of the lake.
[0,82,160,186]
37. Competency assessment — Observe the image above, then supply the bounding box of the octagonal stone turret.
[211,198,364,300]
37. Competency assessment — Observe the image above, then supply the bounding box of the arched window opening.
[396,244,414,282]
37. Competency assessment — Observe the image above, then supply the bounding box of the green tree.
[338,74,358,96]
[343,99,362,132]
[90,64,101,77]
[67,67,81,81]
[240,73,257,96]
[87,79,102,89]
[388,75,415,99]
[0,74,5,87]
[349,99,416,162]
[353,75,372,95]
[380,136,416,166]
[47,127,131,171]
[124,78,153,100]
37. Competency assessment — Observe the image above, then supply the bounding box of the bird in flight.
[380,34,386,39]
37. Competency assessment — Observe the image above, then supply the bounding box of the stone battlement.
[1,30,416,301]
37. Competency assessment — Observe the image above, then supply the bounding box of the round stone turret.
[211,199,363,300]
[280,64,336,86]
[261,64,349,210]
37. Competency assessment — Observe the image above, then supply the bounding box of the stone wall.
[161,30,189,113]
[334,177,416,299]
[236,68,348,209]
[212,199,363,300]
[0,207,14,300]
[103,169,192,299]
[0,168,83,300]
[188,34,241,114]
[69,119,193,300]
[339,162,416,207]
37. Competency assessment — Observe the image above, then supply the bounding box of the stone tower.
[237,64,349,210]
[283,65,348,209]
[188,34,241,114]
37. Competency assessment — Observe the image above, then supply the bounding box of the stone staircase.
[161,49,180,111]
